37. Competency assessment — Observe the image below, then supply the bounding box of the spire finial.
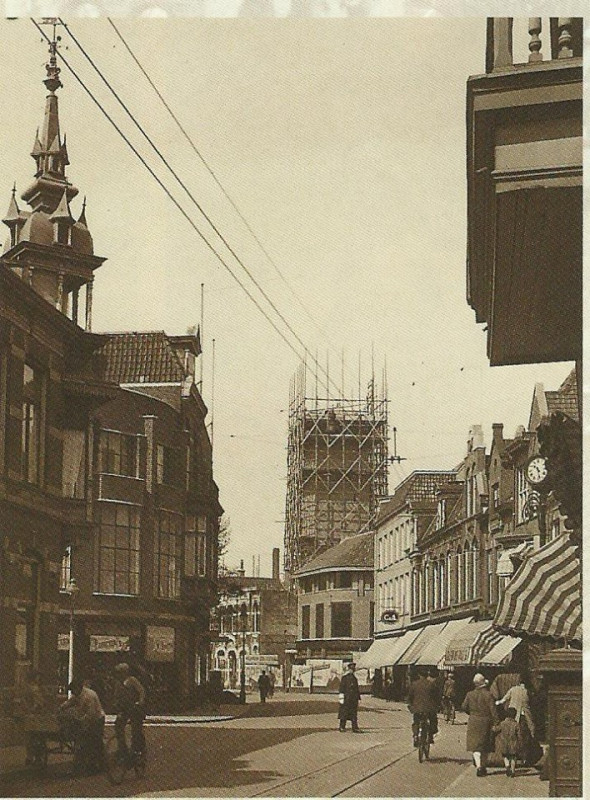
[40,18,63,94]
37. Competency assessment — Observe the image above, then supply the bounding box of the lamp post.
[63,578,80,696]
[239,603,247,705]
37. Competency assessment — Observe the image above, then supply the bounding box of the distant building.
[374,471,456,634]
[284,362,388,578]
[294,531,374,662]
[213,549,297,690]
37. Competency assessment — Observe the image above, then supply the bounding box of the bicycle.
[415,714,431,763]
[442,696,456,725]
[105,731,146,785]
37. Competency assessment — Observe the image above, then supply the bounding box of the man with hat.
[338,662,361,732]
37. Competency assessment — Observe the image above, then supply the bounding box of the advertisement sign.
[291,659,371,689]
[57,633,70,651]
[380,609,399,624]
[145,626,175,662]
[89,635,130,653]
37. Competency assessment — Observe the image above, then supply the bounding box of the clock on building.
[525,455,548,486]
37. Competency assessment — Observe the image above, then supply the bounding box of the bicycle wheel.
[105,735,127,785]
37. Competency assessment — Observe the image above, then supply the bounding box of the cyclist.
[407,669,439,746]
[442,672,456,720]
[113,663,146,760]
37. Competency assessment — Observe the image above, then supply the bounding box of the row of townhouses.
[1,35,221,722]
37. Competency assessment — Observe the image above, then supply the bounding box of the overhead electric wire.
[107,17,334,348]
[31,17,326,387]
[58,18,339,397]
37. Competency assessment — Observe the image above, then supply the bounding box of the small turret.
[2,185,27,248]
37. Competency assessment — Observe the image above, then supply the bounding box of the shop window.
[96,503,140,595]
[331,602,352,638]
[315,603,324,638]
[301,605,310,639]
[98,430,139,477]
[22,362,42,484]
[156,510,182,598]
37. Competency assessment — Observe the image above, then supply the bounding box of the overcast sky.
[0,18,573,575]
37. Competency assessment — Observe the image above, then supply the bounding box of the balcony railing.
[486,17,583,73]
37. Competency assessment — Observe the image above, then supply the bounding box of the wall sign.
[146,626,175,662]
[89,635,131,653]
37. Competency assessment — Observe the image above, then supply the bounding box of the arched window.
[463,542,470,600]
[439,558,446,608]
[446,551,453,605]
[471,538,479,599]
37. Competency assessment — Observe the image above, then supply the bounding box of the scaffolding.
[284,359,389,578]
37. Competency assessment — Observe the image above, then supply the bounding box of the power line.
[107,17,334,349]
[59,18,339,397]
[31,17,322,383]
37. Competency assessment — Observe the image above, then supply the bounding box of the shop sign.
[445,646,472,666]
[89,635,130,653]
[57,634,70,651]
[380,609,399,624]
[245,654,279,666]
[146,626,175,662]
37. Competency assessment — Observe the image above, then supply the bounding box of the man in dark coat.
[257,670,271,703]
[407,669,440,745]
[338,663,361,732]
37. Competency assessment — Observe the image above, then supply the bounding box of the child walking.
[494,706,521,777]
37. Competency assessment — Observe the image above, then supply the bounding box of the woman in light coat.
[461,673,498,777]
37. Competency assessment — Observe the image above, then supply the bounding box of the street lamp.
[63,578,80,696]
[239,603,248,705]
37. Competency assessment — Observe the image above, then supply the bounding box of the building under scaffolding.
[284,360,389,578]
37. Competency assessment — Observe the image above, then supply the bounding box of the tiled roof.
[545,369,578,422]
[98,332,185,385]
[378,471,456,522]
[296,531,374,575]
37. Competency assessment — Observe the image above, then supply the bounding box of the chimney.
[468,424,484,451]
[272,548,280,582]
[237,559,245,577]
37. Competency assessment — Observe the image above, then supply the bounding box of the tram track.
[250,737,415,798]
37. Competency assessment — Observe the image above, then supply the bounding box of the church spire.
[21,21,78,213]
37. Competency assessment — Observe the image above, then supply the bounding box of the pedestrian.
[338,662,361,732]
[268,669,276,698]
[493,707,521,777]
[407,669,439,746]
[257,670,271,703]
[461,672,497,777]
[113,662,146,759]
[59,677,105,774]
[496,676,541,766]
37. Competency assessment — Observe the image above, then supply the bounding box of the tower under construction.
[284,359,389,578]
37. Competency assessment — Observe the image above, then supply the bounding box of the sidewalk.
[0,709,238,780]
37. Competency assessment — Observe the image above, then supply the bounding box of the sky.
[0,17,574,576]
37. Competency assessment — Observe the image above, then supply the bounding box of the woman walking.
[461,673,497,776]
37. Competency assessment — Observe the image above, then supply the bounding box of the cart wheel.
[105,735,127,785]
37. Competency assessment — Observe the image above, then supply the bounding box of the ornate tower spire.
[21,21,77,213]
[1,23,105,330]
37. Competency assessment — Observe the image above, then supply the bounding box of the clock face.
[526,456,548,485]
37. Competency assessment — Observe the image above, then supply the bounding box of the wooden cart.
[24,713,75,771]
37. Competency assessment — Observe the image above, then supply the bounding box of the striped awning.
[494,535,582,643]
[445,620,499,666]
[479,636,522,667]
[415,618,474,667]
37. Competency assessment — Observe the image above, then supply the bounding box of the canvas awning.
[415,618,474,668]
[494,535,581,643]
[356,628,423,670]
[397,623,445,666]
[479,636,522,667]
[444,620,497,667]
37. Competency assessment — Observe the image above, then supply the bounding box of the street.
[2,694,548,798]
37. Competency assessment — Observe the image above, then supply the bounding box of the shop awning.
[479,636,522,667]
[356,637,401,670]
[356,628,422,669]
[415,618,474,668]
[444,620,497,667]
[494,535,582,643]
[397,623,445,666]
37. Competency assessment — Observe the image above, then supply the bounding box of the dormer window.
[55,220,70,245]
